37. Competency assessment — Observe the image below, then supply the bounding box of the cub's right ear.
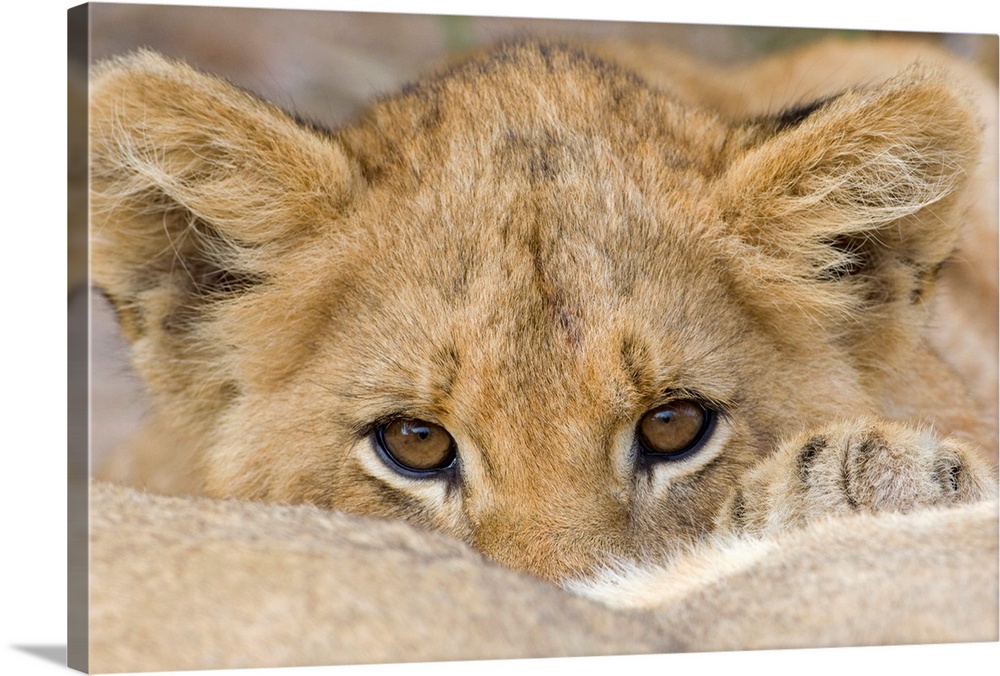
[90,50,360,341]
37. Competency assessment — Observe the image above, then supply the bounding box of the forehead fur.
[318,42,740,342]
[264,45,754,416]
[339,41,731,188]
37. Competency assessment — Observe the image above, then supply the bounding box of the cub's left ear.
[90,50,361,343]
[716,65,980,356]
[90,51,365,407]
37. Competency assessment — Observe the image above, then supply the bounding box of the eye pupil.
[378,418,456,473]
[637,400,713,459]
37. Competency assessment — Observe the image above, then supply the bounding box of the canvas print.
[69,2,999,672]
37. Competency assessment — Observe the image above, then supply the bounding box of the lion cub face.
[91,43,977,580]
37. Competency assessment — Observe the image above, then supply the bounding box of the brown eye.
[376,419,457,474]
[637,400,714,459]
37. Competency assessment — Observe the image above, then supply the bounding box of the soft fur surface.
[90,482,997,672]
[88,36,999,671]
[88,483,674,671]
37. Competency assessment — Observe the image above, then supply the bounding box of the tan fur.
[91,35,998,646]
[571,499,999,649]
[89,482,997,672]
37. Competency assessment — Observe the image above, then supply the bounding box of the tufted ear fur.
[90,50,360,343]
[90,51,363,412]
[716,65,981,373]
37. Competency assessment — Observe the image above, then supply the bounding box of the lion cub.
[91,39,997,582]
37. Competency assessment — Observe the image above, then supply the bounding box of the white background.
[3,1,998,675]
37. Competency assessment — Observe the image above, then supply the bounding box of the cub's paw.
[718,417,997,536]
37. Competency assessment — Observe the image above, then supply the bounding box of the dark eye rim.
[372,419,459,479]
[635,401,719,463]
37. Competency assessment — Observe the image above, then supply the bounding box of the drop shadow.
[12,644,67,666]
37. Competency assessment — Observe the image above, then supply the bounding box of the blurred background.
[81,4,998,123]
[70,3,999,480]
